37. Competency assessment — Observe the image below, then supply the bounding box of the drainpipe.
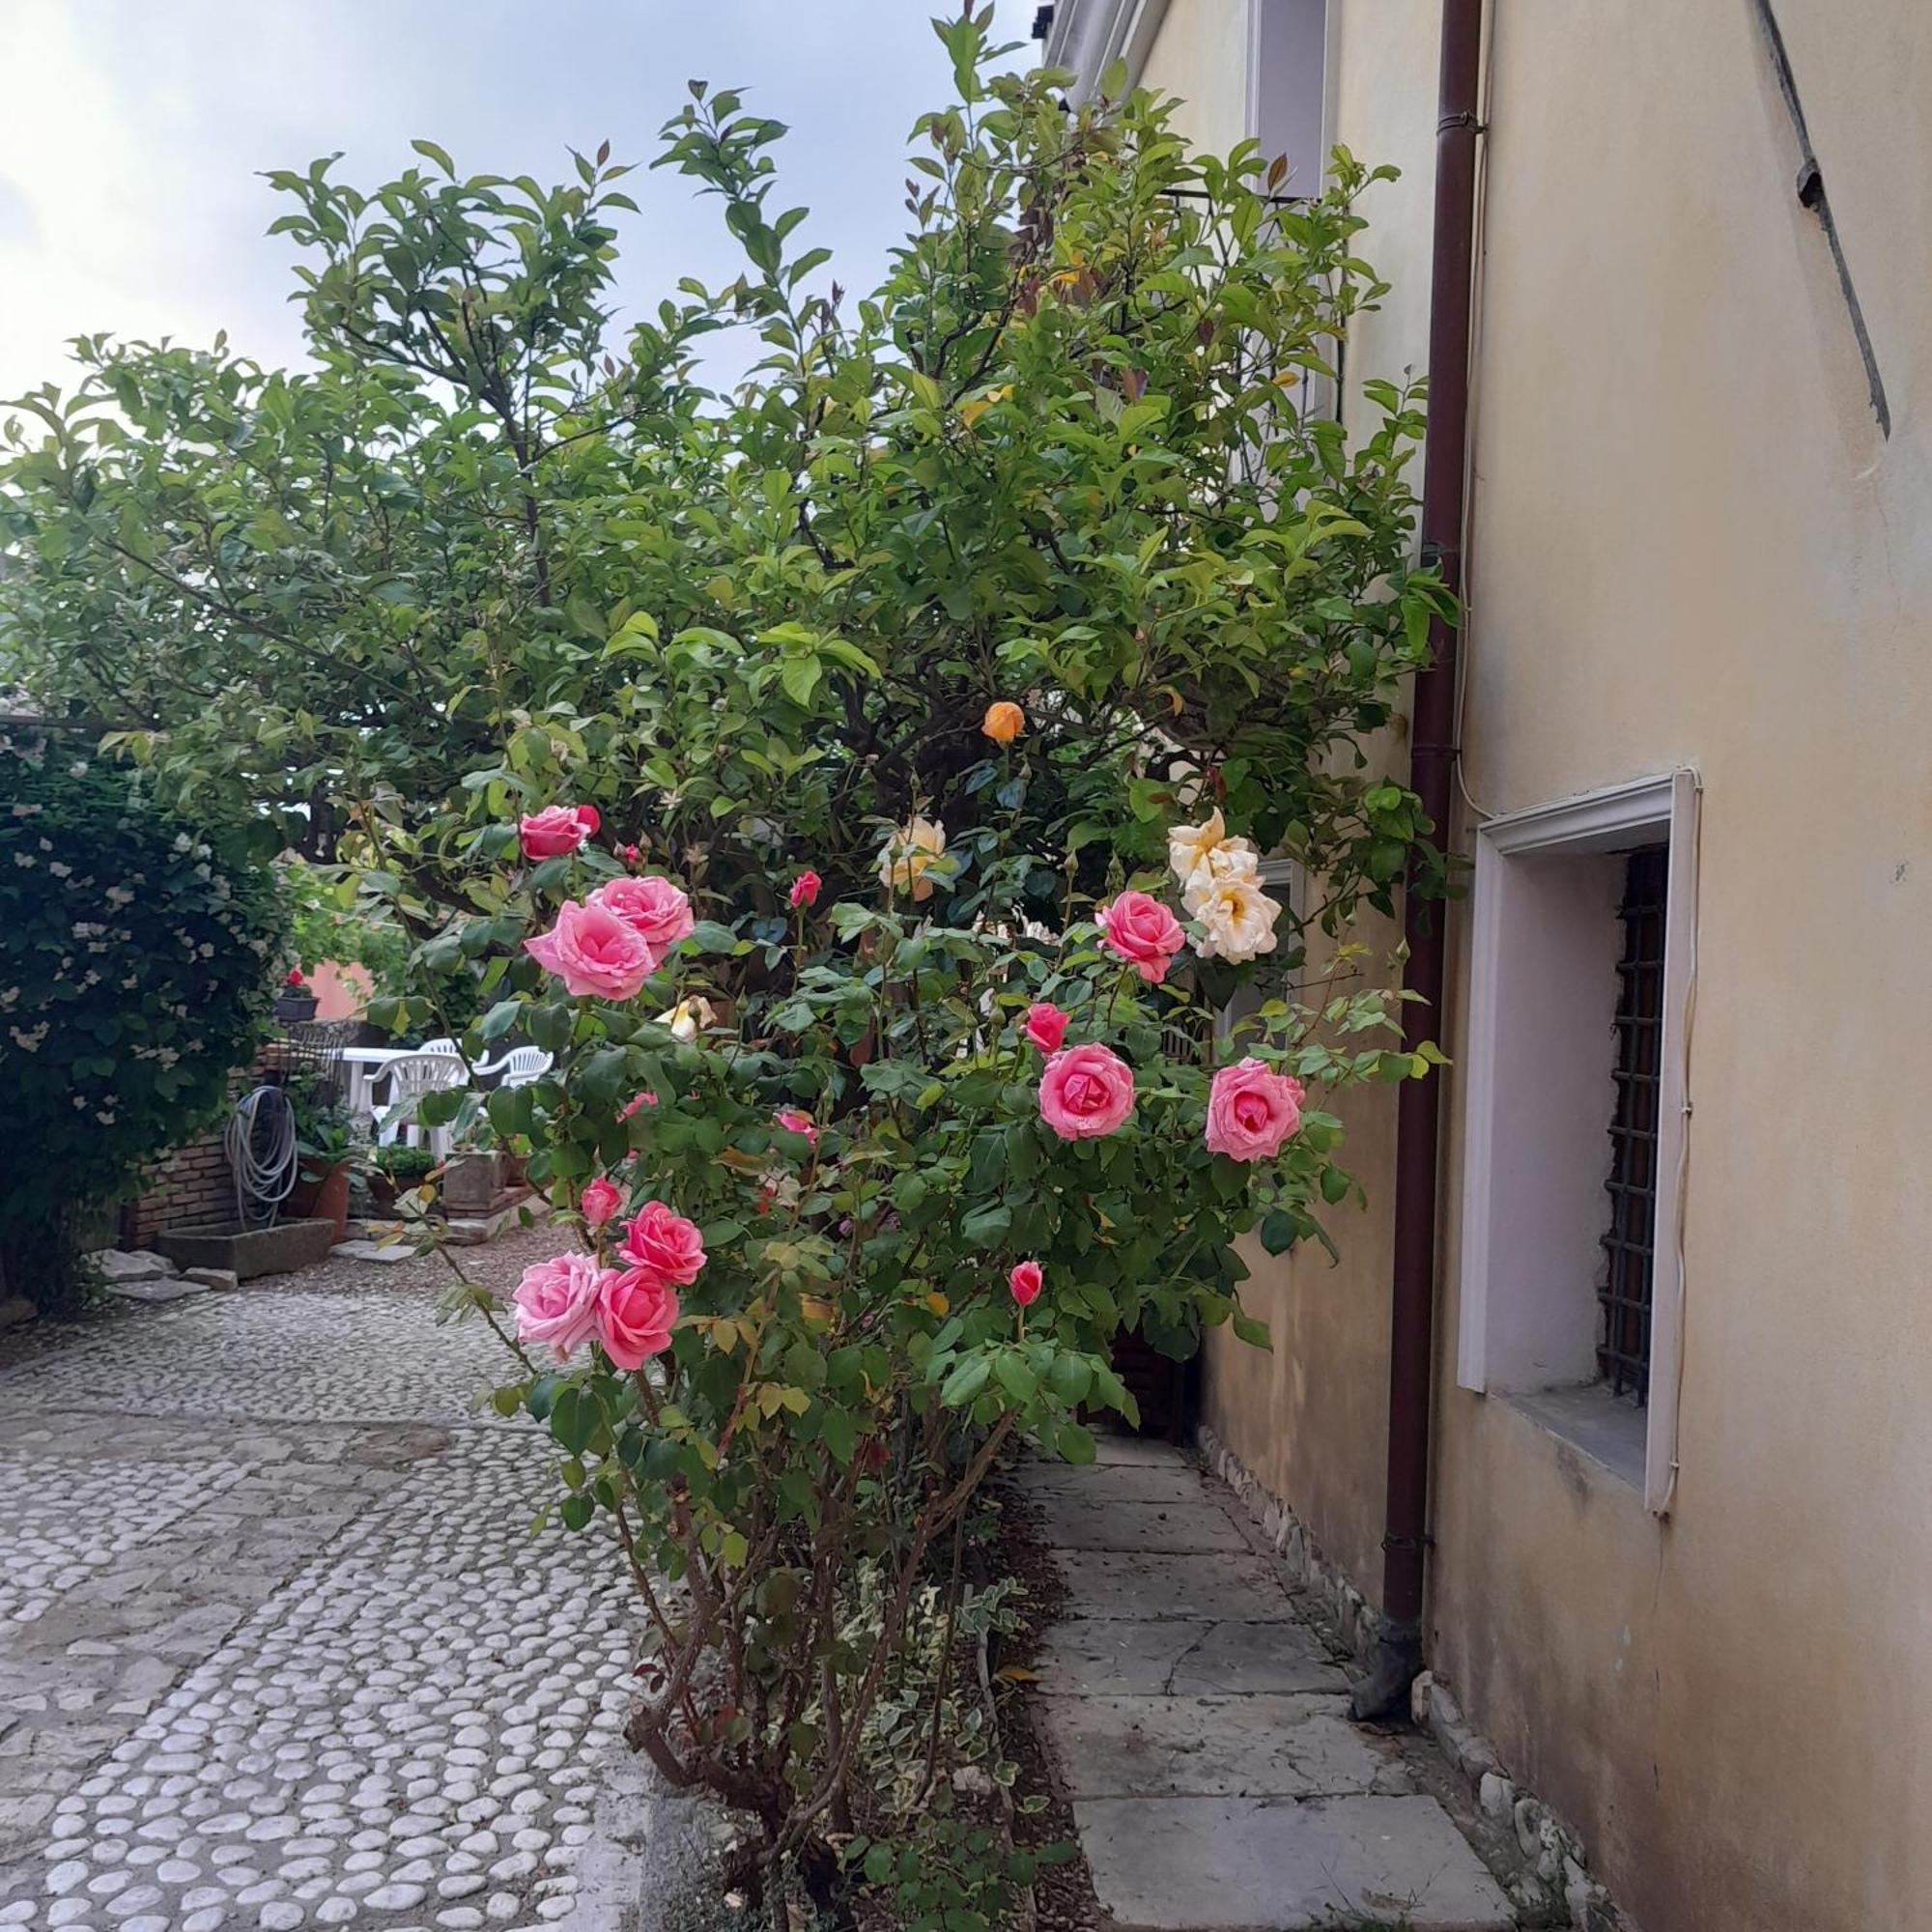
[1350,0,1485,1724]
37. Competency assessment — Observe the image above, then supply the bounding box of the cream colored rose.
[879,816,946,899]
[1168,808,1258,896]
[1190,869,1283,964]
[655,995,720,1041]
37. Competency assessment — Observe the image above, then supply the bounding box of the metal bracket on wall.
[1749,0,1890,438]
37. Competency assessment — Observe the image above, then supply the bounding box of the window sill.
[1504,1383,1649,1492]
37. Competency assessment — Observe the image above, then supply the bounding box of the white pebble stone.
[363,1884,427,1911]
[260,1905,306,1931]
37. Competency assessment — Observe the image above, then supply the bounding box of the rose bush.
[418,800,1423,1919]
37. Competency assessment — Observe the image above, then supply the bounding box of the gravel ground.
[0,1227,698,1932]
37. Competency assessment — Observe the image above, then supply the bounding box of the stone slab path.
[0,1232,662,1932]
[1024,1437,1514,1932]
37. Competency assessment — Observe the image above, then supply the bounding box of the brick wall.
[120,1069,253,1245]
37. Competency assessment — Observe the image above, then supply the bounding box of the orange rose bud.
[981,699,1025,744]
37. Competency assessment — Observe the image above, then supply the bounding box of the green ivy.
[0,736,285,1311]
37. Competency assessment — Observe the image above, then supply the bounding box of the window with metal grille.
[1599,844,1669,1402]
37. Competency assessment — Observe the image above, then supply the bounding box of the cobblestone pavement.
[0,1232,659,1932]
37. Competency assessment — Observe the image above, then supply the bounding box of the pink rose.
[526,898,658,1001]
[618,1201,707,1287]
[1205,1057,1306,1161]
[1038,1042,1135,1141]
[597,1267,680,1370]
[1097,891,1185,983]
[512,1251,609,1362]
[520,804,600,860]
[619,1092,659,1121]
[589,874,695,963]
[775,1108,818,1145]
[1023,1002,1068,1053]
[789,869,822,909]
[1009,1260,1043,1307]
[580,1177,622,1227]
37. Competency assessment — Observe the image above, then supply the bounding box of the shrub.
[0,736,284,1311]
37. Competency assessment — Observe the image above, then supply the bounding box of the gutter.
[1350,0,1486,1723]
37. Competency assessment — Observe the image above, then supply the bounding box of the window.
[1456,774,1699,1514]
[1248,0,1329,199]
[1599,846,1668,1402]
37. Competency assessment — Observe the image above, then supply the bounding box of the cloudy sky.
[0,1,1038,400]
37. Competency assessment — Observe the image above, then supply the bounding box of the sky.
[0,0,1040,401]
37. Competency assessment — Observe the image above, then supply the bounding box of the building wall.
[1140,4,1932,1930]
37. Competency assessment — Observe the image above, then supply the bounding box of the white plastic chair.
[477,1045,554,1090]
[420,1037,464,1059]
[374,1052,469,1155]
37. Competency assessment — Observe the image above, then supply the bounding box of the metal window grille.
[1598,844,1669,1402]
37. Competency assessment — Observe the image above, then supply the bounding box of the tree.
[0,14,1446,957]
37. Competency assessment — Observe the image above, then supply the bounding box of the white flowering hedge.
[0,737,285,1311]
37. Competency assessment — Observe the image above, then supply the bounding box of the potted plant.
[287,1094,358,1241]
[367,1143,437,1209]
[274,966,319,1024]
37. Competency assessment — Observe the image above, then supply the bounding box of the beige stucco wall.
[1141,4,1932,1930]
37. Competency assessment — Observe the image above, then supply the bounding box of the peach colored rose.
[589,874,694,962]
[1024,1002,1068,1053]
[512,1251,608,1362]
[580,1177,622,1227]
[1097,891,1185,983]
[526,898,658,1001]
[1009,1260,1043,1306]
[879,817,946,899]
[618,1200,707,1287]
[981,699,1025,744]
[520,804,600,860]
[1038,1042,1135,1141]
[1205,1057,1305,1161]
[597,1267,680,1370]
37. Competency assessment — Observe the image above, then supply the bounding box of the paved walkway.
[1025,1437,1513,1931]
[0,1234,660,1932]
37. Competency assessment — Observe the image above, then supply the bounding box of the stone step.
[1035,1618,1347,1698]
[1035,1492,1251,1553]
[1040,1691,1399,1800]
[1056,1549,1290,1622]
[1074,1793,1517,1931]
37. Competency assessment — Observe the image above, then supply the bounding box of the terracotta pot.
[287,1160,352,1241]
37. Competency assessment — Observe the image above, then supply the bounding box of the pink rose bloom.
[618,1201,707,1287]
[1205,1057,1306,1161]
[589,874,695,963]
[526,898,658,1000]
[619,1092,659,1121]
[1097,891,1185,983]
[1009,1260,1043,1307]
[580,1176,622,1227]
[1023,1002,1068,1053]
[789,869,822,909]
[775,1108,818,1145]
[597,1267,680,1370]
[519,804,600,860]
[512,1251,608,1362]
[1038,1042,1136,1141]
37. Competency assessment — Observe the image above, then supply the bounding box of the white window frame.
[1456,771,1699,1515]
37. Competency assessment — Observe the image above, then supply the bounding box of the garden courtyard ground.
[0,1233,1524,1932]
[0,1229,694,1932]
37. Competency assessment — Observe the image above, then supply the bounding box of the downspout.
[1350,0,1485,1723]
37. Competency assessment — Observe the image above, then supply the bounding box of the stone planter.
[440,1151,503,1215]
[274,990,319,1024]
[156,1218,337,1281]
